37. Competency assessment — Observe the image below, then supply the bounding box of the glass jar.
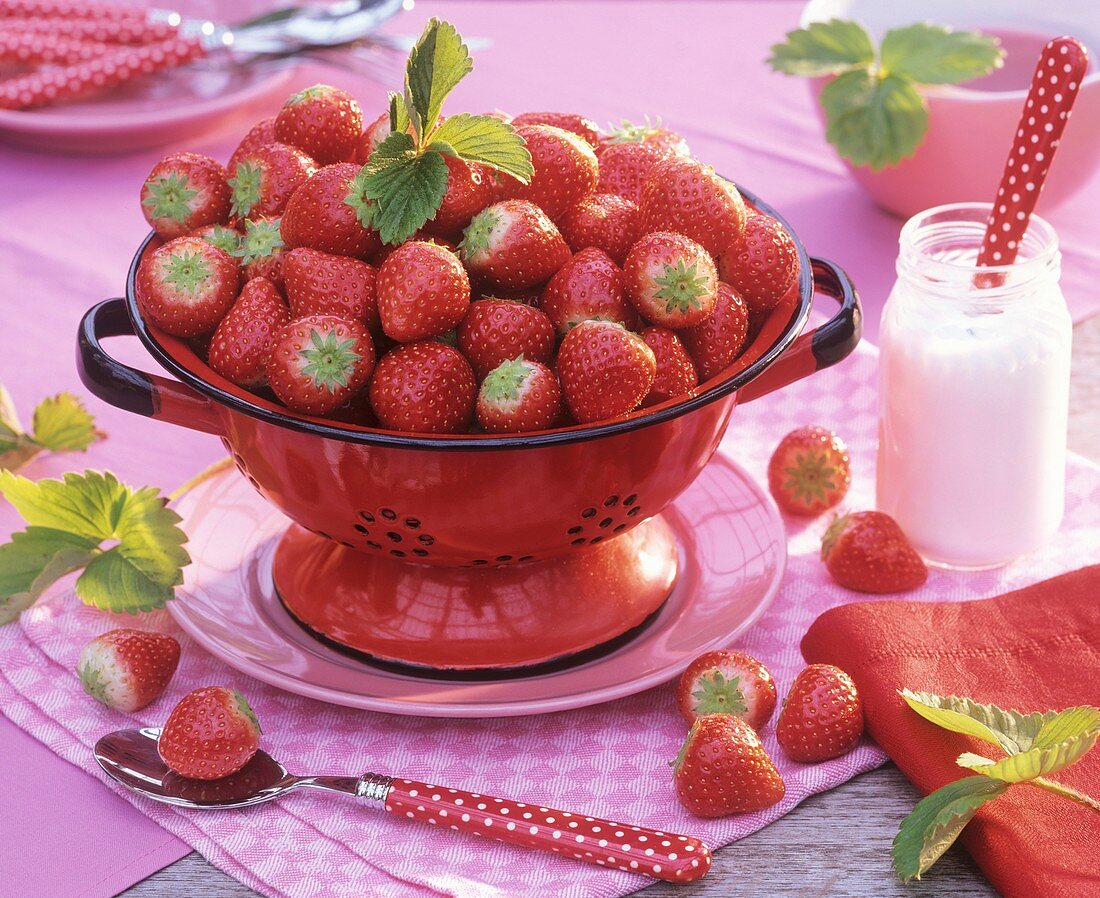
[877,203,1071,569]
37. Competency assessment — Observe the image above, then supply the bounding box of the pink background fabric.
[1,1,1099,896]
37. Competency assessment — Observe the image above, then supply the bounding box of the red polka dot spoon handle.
[379,777,712,882]
[976,36,1088,273]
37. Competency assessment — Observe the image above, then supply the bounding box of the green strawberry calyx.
[782,449,842,508]
[201,225,242,255]
[298,329,361,392]
[228,160,264,219]
[141,172,198,223]
[162,251,212,295]
[481,356,530,404]
[603,116,664,145]
[77,661,110,704]
[287,84,334,106]
[457,206,498,260]
[670,719,703,772]
[234,219,284,265]
[232,690,263,734]
[653,259,710,314]
[691,670,749,717]
[821,514,850,561]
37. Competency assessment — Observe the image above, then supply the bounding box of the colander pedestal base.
[272,517,680,671]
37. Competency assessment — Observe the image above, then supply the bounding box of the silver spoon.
[95,728,712,883]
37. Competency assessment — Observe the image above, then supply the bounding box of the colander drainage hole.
[387,531,402,543]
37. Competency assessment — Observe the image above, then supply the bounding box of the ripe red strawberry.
[208,278,291,387]
[539,247,638,335]
[369,342,476,434]
[598,119,690,157]
[776,664,864,763]
[639,157,747,259]
[672,715,786,817]
[718,214,799,320]
[354,111,392,163]
[500,124,598,221]
[557,320,656,424]
[266,315,375,416]
[511,111,600,148]
[596,140,674,205]
[558,193,642,265]
[284,247,379,334]
[640,326,698,407]
[679,281,750,381]
[192,223,242,255]
[821,512,929,594]
[768,426,851,516]
[623,231,718,328]
[377,241,471,343]
[457,299,556,380]
[372,231,458,268]
[235,216,286,288]
[137,236,239,337]
[228,116,276,172]
[140,152,231,239]
[282,163,381,259]
[76,628,180,713]
[274,83,362,165]
[158,686,262,780]
[676,650,777,730]
[476,357,562,433]
[460,200,571,291]
[424,155,495,239]
[228,142,316,221]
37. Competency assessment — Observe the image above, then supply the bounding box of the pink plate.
[169,451,787,717]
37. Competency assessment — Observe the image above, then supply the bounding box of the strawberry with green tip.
[266,315,375,416]
[539,247,638,335]
[768,425,851,516]
[192,223,242,255]
[274,83,363,165]
[377,241,471,343]
[679,281,750,381]
[776,664,864,763]
[511,111,600,148]
[282,163,381,258]
[821,511,928,594]
[640,326,698,407]
[228,142,316,221]
[158,686,262,780]
[624,231,718,328]
[719,214,800,320]
[423,155,496,240]
[208,277,290,387]
[676,649,777,729]
[354,111,393,164]
[141,152,231,239]
[476,356,562,433]
[137,236,239,337]
[76,628,180,713]
[558,192,642,265]
[598,118,690,156]
[369,342,476,434]
[500,124,598,221]
[460,199,571,291]
[457,299,556,380]
[556,320,656,424]
[284,247,380,333]
[639,156,747,258]
[234,216,286,287]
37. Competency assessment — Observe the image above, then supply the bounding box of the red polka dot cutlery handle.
[0,31,112,65]
[0,17,180,44]
[0,0,148,21]
[383,778,712,883]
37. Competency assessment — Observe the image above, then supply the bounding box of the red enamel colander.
[77,185,860,671]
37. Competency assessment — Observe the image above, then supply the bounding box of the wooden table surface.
[122,314,1100,898]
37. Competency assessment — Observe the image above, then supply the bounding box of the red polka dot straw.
[976,36,1089,272]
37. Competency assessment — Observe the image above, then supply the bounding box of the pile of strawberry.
[134,24,798,435]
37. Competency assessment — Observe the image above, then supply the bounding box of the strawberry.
[476,357,562,433]
[266,315,375,416]
[539,247,638,335]
[640,326,698,407]
[776,664,864,763]
[500,124,598,221]
[821,512,928,594]
[136,236,239,337]
[228,115,277,172]
[558,193,642,265]
[372,231,458,268]
[623,231,718,328]
[598,119,690,157]
[718,214,799,320]
[768,426,851,516]
[672,715,785,817]
[228,142,316,221]
[354,111,392,164]
[192,223,242,255]
[423,155,495,239]
[369,342,476,434]
[158,686,262,780]
[639,157,747,259]
[457,299,556,380]
[675,650,777,730]
[679,281,750,381]
[208,277,291,387]
[460,200,571,291]
[274,83,363,165]
[511,111,600,148]
[377,241,471,343]
[596,140,674,205]
[282,163,381,259]
[76,628,180,713]
[557,320,656,424]
[235,216,286,288]
[284,247,379,334]
[140,152,231,240]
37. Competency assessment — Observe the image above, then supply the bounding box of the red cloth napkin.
[801,564,1100,898]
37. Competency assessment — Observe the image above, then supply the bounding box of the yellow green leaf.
[958,729,1100,782]
[901,690,1052,754]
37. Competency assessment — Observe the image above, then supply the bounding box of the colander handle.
[76,298,224,436]
[737,257,861,403]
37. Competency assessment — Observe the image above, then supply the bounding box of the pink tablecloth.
[1,2,1099,897]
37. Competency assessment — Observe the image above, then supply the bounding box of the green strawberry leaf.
[1028,776,1100,813]
[359,137,449,246]
[881,23,1004,85]
[892,776,1009,882]
[30,393,99,453]
[957,724,1100,782]
[77,548,178,614]
[821,69,926,170]
[0,385,23,449]
[389,91,409,135]
[429,113,533,183]
[0,527,100,625]
[767,19,875,77]
[405,18,472,143]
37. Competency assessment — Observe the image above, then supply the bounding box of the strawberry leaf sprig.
[0,386,102,472]
[346,18,534,246]
[892,690,1100,882]
[768,20,1004,169]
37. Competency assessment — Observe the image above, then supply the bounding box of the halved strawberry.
[235,216,286,288]
[718,214,799,320]
[598,119,690,157]
[208,277,290,387]
[369,342,476,434]
[228,142,316,221]
[500,124,598,221]
[640,326,698,407]
[274,83,363,165]
[821,512,928,594]
[676,649,777,729]
[228,116,277,172]
[767,426,851,516]
[639,156,747,259]
[558,193,642,266]
[140,152,231,240]
[679,281,750,382]
[557,320,656,424]
[266,314,375,416]
[511,111,600,148]
[77,628,180,713]
[476,357,562,433]
[776,664,864,763]
[457,298,556,380]
[377,241,471,343]
[623,231,718,328]
[460,200,571,291]
[158,686,262,780]
[423,155,495,239]
[539,247,638,335]
[136,236,239,337]
[596,140,674,205]
[284,247,379,334]
[282,163,381,259]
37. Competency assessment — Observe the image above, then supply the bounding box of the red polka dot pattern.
[0,17,177,45]
[0,32,112,66]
